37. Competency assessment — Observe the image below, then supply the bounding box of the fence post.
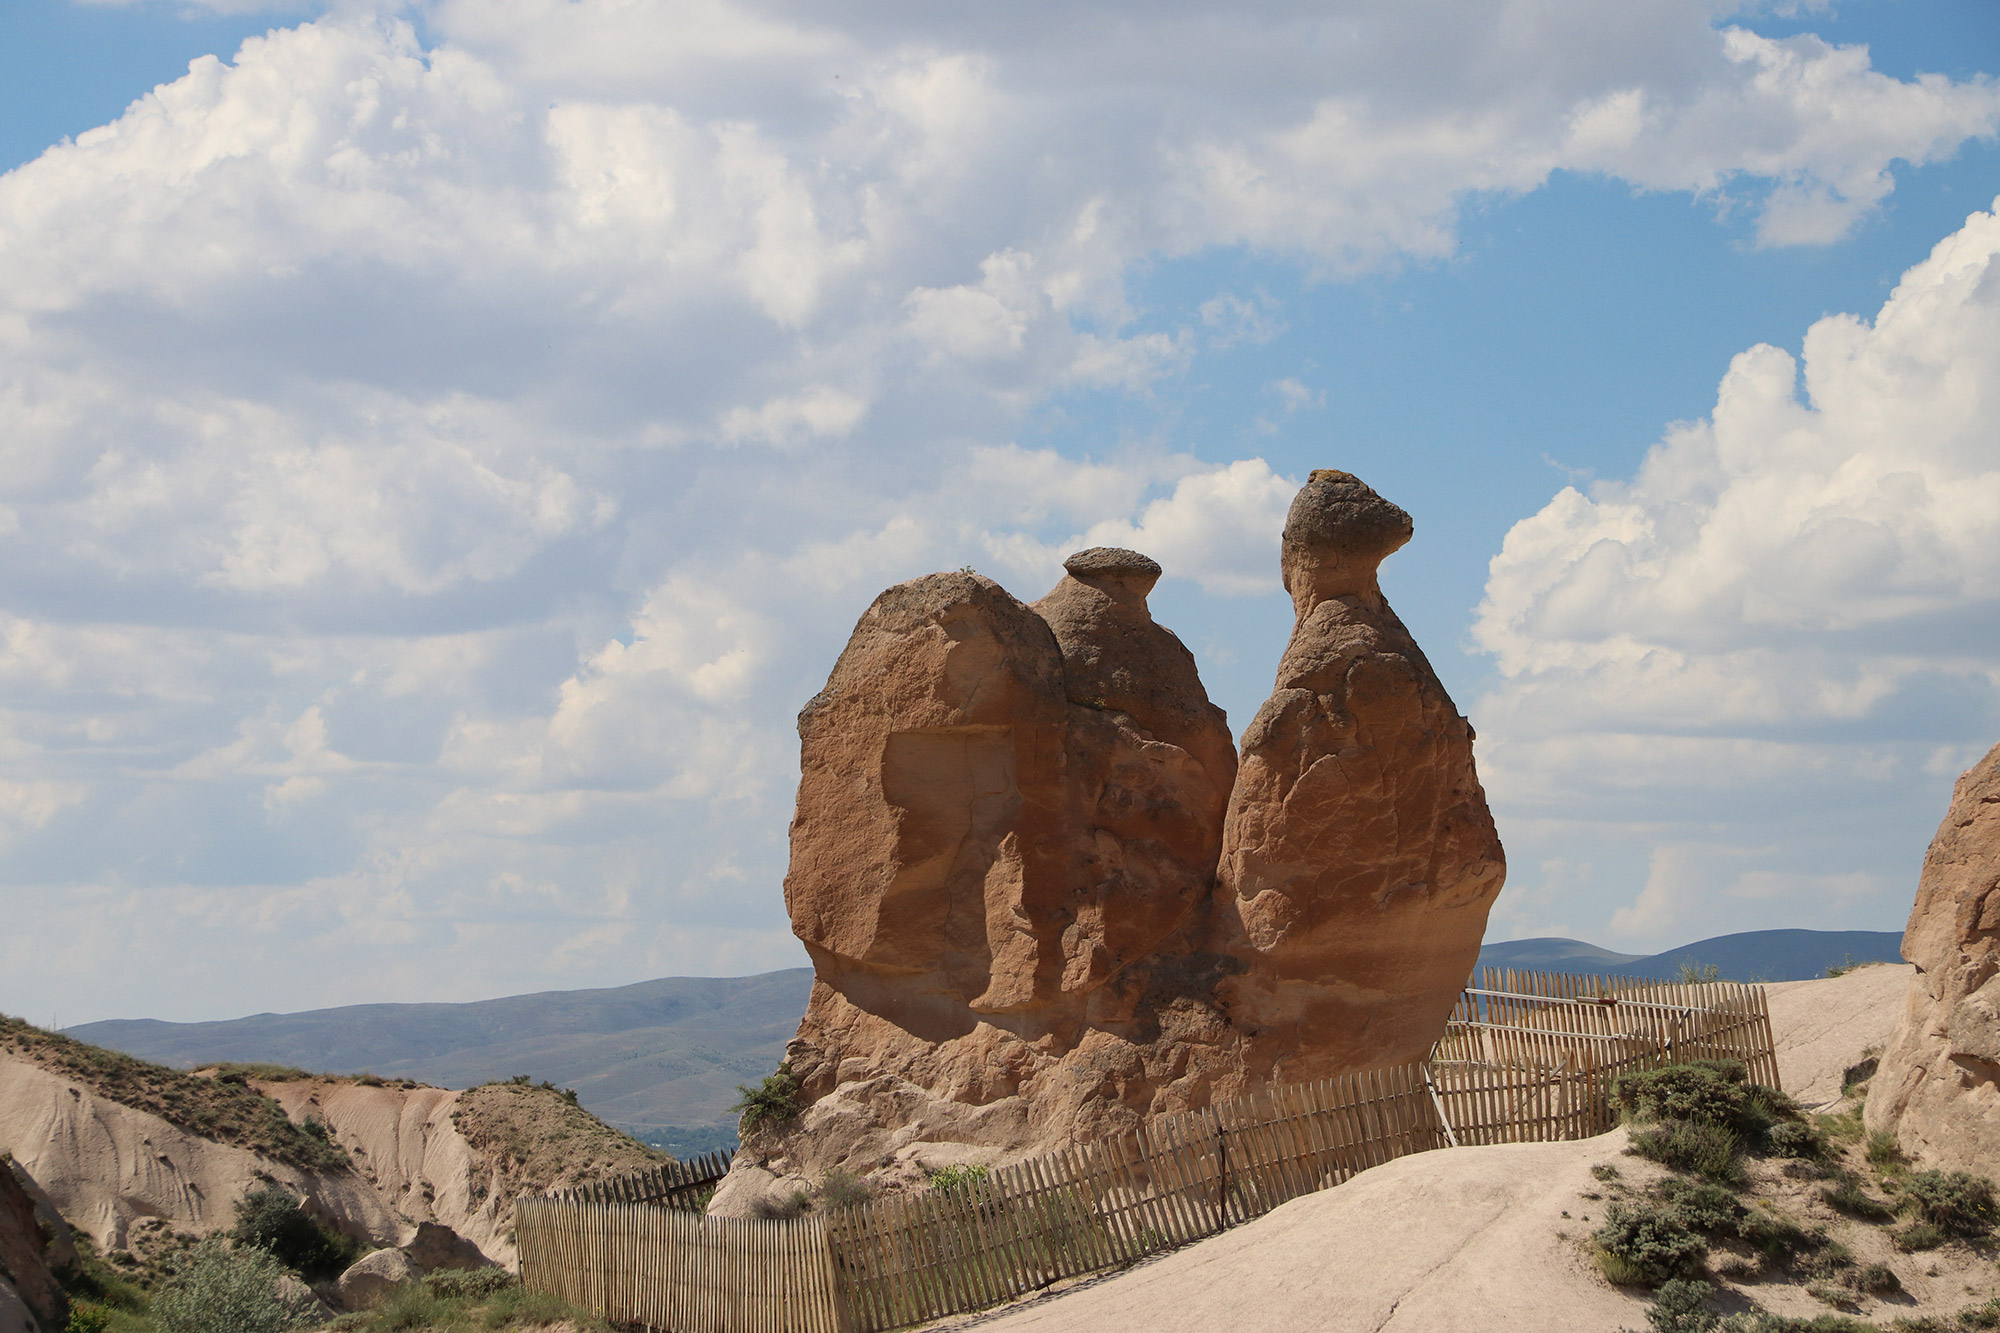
[1422,1067,1460,1149]
[1215,1121,1229,1232]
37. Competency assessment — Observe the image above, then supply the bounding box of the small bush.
[1897,1169,1996,1238]
[422,1266,515,1299]
[148,1238,316,1333]
[926,1163,992,1196]
[1766,1120,1826,1161]
[1713,1314,1875,1332]
[229,1185,360,1280]
[1653,1177,1744,1234]
[1593,1163,1623,1183]
[1648,1277,1720,1333]
[1646,1281,1721,1333]
[1817,1106,1864,1146]
[1615,1064,1748,1129]
[1736,1208,1823,1267]
[1593,1201,1708,1287]
[819,1168,871,1210]
[64,1305,114,1333]
[1819,1172,1896,1223]
[1847,1261,1899,1295]
[1890,1221,1945,1252]
[730,1064,803,1133]
[1957,1298,2000,1330]
[1632,1120,1744,1182]
[1866,1130,1908,1173]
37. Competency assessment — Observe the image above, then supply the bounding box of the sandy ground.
[940,967,1932,1333]
[942,1131,1663,1333]
[1766,963,1911,1109]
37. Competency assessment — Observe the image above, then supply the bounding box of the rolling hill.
[67,927,1905,1156]
[1476,928,1903,983]
[68,970,812,1156]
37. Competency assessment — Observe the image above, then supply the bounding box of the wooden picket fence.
[515,1199,840,1333]
[517,970,1778,1333]
[547,1149,734,1209]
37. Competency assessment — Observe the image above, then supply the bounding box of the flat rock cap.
[1283,469,1412,557]
[1063,547,1162,578]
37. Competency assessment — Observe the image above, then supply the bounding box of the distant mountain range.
[69,970,813,1158]
[1476,928,1904,983]
[68,926,1904,1156]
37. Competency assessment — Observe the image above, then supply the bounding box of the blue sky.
[0,0,1996,1025]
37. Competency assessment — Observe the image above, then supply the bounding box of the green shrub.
[64,1304,114,1333]
[1896,1169,1996,1238]
[1647,1277,1719,1333]
[1593,1201,1707,1287]
[926,1163,991,1196]
[730,1064,802,1132]
[1866,1130,1908,1173]
[229,1184,360,1280]
[1819,1172,1896,1222]
[1713,1314,1875,1332]
[1631,1120,1744,1181]
[1847,1261,1899,1295]
[148,1238,316,1333]
[1652,1177,1744,1234]
[1890,1221,1945,1252]
[1592,1163,1623,1183]
[1816,1106,1864,1146]
[1737,1208,1823,1267]
[1765,1119,1826,1161]
[819,1168,871,1210]
[1615,1064,1748,1129]
[1957,1298,2000,1330]
[422,1266,515,1299]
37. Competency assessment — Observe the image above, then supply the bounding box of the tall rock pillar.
[1215,469,1505,1078]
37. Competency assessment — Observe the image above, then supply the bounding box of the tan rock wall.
[1867,740,2000,1170]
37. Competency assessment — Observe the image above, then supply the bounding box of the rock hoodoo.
[731,471,1503,1205]
[1216,470,1506,1077]
[1867,739,2000,1170]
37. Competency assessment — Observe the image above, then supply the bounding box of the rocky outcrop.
[0,1160,64,1333]
[1215,470,1506,1078]
[337,1246,422,1310]
[0,1050,401,1255]
[727,473,1503,1207]
[1867,740,2000,1170]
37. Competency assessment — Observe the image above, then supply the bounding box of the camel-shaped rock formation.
[718,470,1504,1205]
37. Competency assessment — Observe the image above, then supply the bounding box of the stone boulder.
[1866,739,2000,1170]
[1213,469,1505,1079]
[336,1247,422,1311]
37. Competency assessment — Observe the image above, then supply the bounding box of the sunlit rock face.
[1867,740,2000,1172]
[1215,469,1507,1079]
[720,473,1504,1211]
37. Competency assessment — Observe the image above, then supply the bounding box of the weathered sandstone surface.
[1867,739,2000,1170]
[256,1079,510,1266]
[0,1050,400,1254]
[1217,470,1505,1079]
[725,472,1503,1207]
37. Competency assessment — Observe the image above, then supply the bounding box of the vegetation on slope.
[0,1014,348,1171]
[450,1078,670,1202]
[1585,1060,2000,1333]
